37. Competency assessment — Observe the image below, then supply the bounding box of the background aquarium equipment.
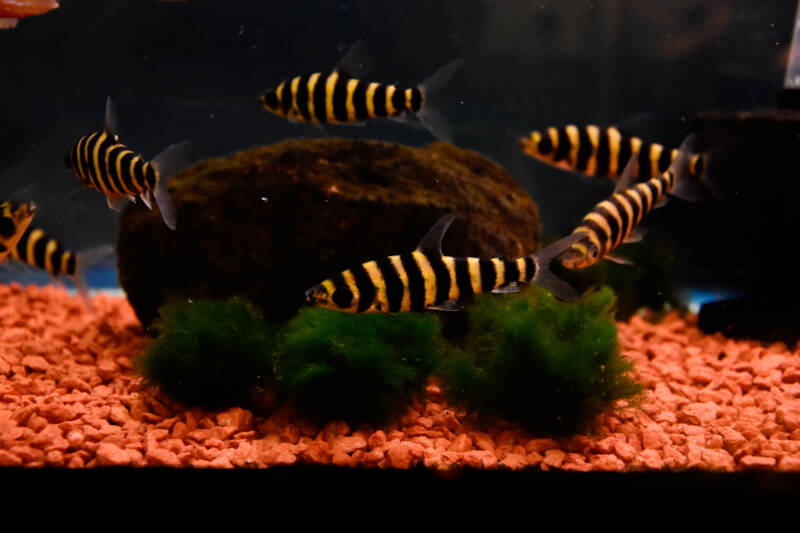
[0,0,797,315]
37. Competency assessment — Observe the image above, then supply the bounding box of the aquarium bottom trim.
[1,283,799,472]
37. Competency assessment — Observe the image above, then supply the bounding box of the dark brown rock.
[117,138,541,328]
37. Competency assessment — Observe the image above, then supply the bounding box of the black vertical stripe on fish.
[145,163,157,190]
[524,256,535,282]
[638,148,654,179]
[352,81,368,120]
[13,226,31,261]
[330,272,353,308]
[372,85,387,117]
[607,194,633,246]
[423,251,451,305]
[400,252,425,311]
[65,253,76,276]
[351,264,376,312]
[409,87,422,113]
[503,259,519,284]
[617,139,632,178]
[296,74,312,121]
[131,159,147,191]
[332,75,349,122]
[376,256,404,312]
[32,234,47,268]
[454,257,474,299]
[554,127,571,162]
[391,86,405,115]
[479,258,497,292]
[313,74,328,123]
[595,129,611,177]
[537,132,553,155]
[279,81,292,114]
[658,147,671,174]
[576,127,593,172]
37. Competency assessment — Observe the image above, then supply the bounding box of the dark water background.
[0,0,795,289]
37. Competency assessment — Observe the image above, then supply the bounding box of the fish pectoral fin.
[428,299,463,312]
[415,213,456,255]
[623,227,647,243]
[106,196,130,211]
[140,192,153,209]
[491,282,522,294]
[605,254,634,266]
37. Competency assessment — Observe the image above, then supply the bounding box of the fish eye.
[261,90,279,110]
[591,249,598,258]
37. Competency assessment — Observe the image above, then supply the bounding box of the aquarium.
[1,0,800,484]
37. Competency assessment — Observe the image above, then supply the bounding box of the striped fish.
[260,44,463,142]
[64,97,193,230]
[305,214,583,313]
[10,225,113,303]
[0,200,36,263]
[519,124,706,182]
[559,138,697,269]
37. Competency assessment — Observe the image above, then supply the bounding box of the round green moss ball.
[437,286,641,434]
[277,308,447,424]
[136,297,278,409]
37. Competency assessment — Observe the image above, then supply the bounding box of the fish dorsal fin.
[614,151,640,193]
[415,213,455,254]
[335,41,372,80]
[104,96,120,140]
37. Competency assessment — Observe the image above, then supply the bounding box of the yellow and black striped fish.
[260,45,463,142]
[519,124,706,182]
[305,214,583,313]
[64,97,193,230]
[11,225,114,304]
[0,200,36,263]
[559,142,696,270]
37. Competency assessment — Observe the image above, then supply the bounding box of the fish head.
[305,279,358,312]
[559,237,599,270]
[519,130,554,162]
[259,89,281,115]
[0,200,36,240]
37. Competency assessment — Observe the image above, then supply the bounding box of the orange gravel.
[1,282,800,471]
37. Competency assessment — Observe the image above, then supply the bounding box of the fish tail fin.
[669,133,706,202]
[530,233,585,300]
[150,140,194,230]
[415,58,464,142]
[72,244,115,311]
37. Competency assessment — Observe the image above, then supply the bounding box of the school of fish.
[2,40,711,314]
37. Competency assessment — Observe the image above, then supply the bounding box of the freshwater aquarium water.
[2,0,800,480]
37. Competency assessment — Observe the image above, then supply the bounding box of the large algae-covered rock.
[117,138,542,329]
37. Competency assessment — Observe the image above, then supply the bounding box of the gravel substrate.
[1,283,799,470]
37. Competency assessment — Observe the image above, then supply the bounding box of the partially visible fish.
[260,42,464,142]
[305,214,583,313]
[0,0,59,29]
[559,135,700,269]
[0,200,36,263]
[11,224,113,307]
[519,124,706,182]
[64,97,193,230]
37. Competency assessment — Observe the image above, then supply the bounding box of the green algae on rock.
[117,138,542,329]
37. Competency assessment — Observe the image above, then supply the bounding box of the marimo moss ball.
[117,138,542,329]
